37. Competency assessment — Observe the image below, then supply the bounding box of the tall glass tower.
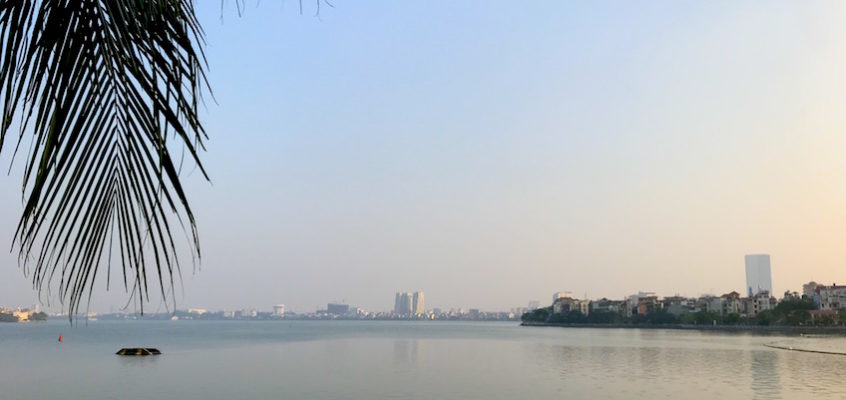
[745,254,773,296]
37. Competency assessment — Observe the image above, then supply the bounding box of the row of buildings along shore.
[543,254,846,322]
[267,290,519,320]
[0,304,46,322]
[66,290,521,321]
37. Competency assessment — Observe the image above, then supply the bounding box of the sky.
[2,1,846,314]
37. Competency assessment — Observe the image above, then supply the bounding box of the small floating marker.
[116,348,162,356]
[58,335,62,343]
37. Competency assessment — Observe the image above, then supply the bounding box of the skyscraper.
[412,292,424,315]
[394,291,423,315]
[394,292,412,315]
[272,304,285,316]
[745,254,773,296]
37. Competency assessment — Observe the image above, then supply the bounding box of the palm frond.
[0,0,209,318]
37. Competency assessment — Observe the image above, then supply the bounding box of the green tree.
[522,307,552,323]
[783,310,810,326]
[755,310,778,326]
[585,310,622,324]
[815,314,836,327]
[0,313,18,323]
[563,311,586,324]
[722,313,740,325]
[646,311,679,325]
[678,313,696,325]
[688,311,721,325]
[29,311,48,321]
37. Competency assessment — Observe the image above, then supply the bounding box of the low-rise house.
[636,296,662,316]
[818,284,846,310]
[626,292,656,318]
[738,292,775,318]
[663,296,695,316]
[809,309,839,324]
[575,299,590,316]
[752,291,775,316]
[739,297,755,317]
[720,292,741,315]
[696,296,723,314]
[803,281,823,305]
[590,298,621,313]
[625,295,638,318]
[553,297,577,314]
[12,308,32,321]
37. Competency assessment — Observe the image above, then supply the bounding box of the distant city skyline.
[3,2,846,313]
[0,252,837,315]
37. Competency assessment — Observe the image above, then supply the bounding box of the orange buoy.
[58,335,62,343]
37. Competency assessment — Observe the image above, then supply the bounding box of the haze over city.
[2,1,846,314]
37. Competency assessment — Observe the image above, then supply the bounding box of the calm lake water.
[1,320,845,399]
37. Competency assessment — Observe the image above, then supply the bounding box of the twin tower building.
[394,292,425,316]
[745,254,773,297]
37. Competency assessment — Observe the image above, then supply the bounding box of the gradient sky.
[2,1,846,313]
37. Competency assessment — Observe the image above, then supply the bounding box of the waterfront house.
[720,292,741,315]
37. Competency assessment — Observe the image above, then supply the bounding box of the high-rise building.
[402,292,412,314]
[412,292,424,315]
[528,301,540,310]
[272,304,285,316]
[394,292,423,315]
[394,292,412,315]
[745,254,773,296]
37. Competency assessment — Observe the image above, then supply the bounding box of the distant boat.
[86,311,97,321]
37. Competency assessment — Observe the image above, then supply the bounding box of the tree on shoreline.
[521,297,846,327]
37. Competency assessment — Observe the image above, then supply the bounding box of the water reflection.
[3,322,846,400]
[393,339,419,365]
[116,354,161,368]
[522,329,804,399]
[749,350,781,400]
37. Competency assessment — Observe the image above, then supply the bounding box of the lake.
[1,320,844,399]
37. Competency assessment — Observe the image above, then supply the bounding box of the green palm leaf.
[0,0,209,318]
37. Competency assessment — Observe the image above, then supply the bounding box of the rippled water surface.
[2,321,845,399]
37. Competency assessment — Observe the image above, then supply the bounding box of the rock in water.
[116,348,162,356]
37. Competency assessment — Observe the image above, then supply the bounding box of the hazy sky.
[2,1,846,313]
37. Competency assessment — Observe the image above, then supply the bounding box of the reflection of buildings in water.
[393,339,419,365]
[749,350,781,400]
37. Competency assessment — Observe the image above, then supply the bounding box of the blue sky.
[2,1,846,313]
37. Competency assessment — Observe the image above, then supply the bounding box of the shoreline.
[520,321,846,335]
